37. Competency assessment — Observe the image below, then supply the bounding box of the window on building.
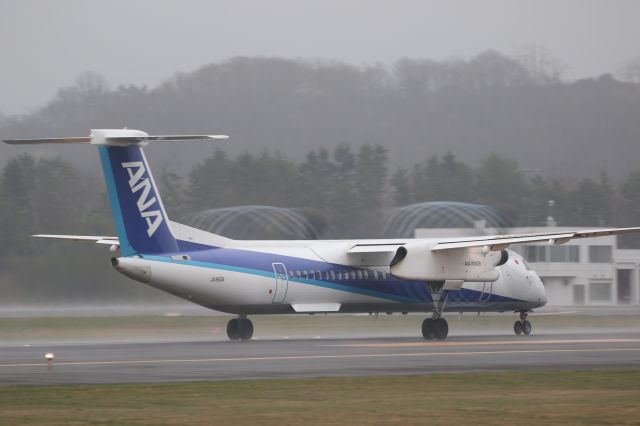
[525,245,580,263]
[524,245,547,262]
[589,281,611,302]
[549,246,565,262]
[617,269,632,304]
[568,246,580,262]
[589,246,612,263]
[573,285,585,305]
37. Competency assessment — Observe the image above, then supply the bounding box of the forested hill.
[1,50,640,180]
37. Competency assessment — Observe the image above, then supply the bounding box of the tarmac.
[2,331,640,386]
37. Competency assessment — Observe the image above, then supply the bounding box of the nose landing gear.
[513,311,532,336]
[227,316,254,340]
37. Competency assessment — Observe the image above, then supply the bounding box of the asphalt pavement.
[2,331,639,385]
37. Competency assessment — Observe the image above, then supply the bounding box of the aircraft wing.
[33,234,119,245]
[430,227,640,252]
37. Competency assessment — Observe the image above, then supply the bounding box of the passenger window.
[363,270,369,279]
[324,271,329,280]
[381,272,387,280]
[373,270,379,280]
[350,271,356,280]
[296,271,301,278]
[357,270,363,280]
[303,271,308,279]
[330,271,336,280]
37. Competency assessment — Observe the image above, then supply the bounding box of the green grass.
[1,313,639,342]
[1,370,640,425]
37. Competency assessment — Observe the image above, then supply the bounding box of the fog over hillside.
[1,52,640,181]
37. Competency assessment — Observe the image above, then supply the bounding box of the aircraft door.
[272,262,289,303]
[479,282,492,302]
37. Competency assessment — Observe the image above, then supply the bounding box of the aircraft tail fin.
[4,129,229,256]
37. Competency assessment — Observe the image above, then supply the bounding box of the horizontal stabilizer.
[33,234,119,245]
[4,137,91,145]
[3,129,229,146]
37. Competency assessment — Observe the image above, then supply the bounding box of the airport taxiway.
[2,331,640,385]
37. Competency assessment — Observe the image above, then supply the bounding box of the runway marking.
[321,338,640,348]
[1,348,639,368]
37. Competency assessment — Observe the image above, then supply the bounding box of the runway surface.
[2,331,640,386]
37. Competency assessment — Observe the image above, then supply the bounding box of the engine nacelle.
[390,241,505,282]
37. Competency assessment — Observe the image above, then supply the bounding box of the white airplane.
[5,129,640,340]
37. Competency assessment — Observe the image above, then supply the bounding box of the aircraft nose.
[536,275,547,306]
[539,289,548,306]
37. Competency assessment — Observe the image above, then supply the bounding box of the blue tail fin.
[3,128,229,256]
[98,145,178,256]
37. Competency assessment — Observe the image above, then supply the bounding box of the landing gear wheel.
[514,321,523,335]
[434,318,449,340]
[238,318,254,340]
[227,318,254,340]
[227,318,240,340]
[522,320,532,336]
[422,318,435,340]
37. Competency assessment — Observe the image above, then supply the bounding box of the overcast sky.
[1,0,639,115]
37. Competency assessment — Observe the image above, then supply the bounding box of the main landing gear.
[422,282,450,340]
[513,311,532,336]
[422,317,449,340]
[227,316,253,340]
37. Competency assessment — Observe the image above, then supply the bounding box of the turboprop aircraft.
[5,129,640,340]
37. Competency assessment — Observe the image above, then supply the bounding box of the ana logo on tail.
[121,161,164,237]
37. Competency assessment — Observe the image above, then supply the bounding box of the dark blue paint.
[99,145,178,255]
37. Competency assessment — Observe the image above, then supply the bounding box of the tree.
[353,144,388,235]
[328,143,357,236]
[475,153,528,223]
[298,148,335,211]
[619,56,640,84]
[390,168,412,206]
[511,44,565,84]
[565,175,613,226]
[618,170,640,247]
[0,154,38,257]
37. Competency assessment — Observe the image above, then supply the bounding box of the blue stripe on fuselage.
[140,240,522,305]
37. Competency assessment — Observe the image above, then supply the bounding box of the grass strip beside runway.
[2,313,640,342]
[1,370,640,425]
